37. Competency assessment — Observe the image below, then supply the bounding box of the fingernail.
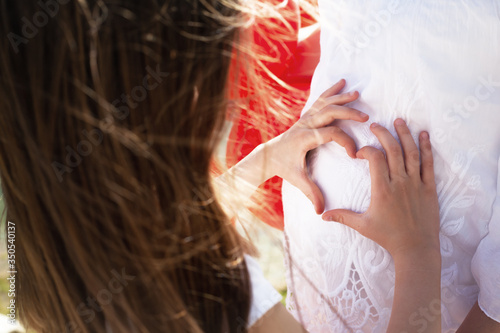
[323,215,334,221]
[371,122,379,128]
[421,131,429,140]
[394,118,405,127]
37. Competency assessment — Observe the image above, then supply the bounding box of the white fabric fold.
[283,1,500,332]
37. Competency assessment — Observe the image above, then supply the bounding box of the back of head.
[0,1,250,332]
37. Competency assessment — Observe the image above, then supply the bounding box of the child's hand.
[322,119,440,261]
[266,79,369,214]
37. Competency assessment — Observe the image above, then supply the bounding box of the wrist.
[260,138,280,180]
[392,247,441,272]
[224,140,278,191]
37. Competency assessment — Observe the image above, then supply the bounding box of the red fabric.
[226,0,319,229]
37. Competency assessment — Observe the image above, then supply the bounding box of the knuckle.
[373,150,385,160]
[422,160,434,169]
[422,185,437,197]
[408,150,421,166]
[307,106,320,115]
[325,96,338,104]
[393,173,409,184]
[409,150,420,162]
[388,145,402,155]
[329,126,342,135]
[317,96,328,104]
[324,104,338,113]
[346,142,356,151]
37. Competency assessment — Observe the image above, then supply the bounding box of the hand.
[265,79,369,214]
[322,119,440,260]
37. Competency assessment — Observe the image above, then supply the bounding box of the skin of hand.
[322,119,442,333]
[322,119,440,259]
[249,120,443,333]
[215,79,367,218]
[264,78,369,214]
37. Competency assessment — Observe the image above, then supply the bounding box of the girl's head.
[0,1,255,331]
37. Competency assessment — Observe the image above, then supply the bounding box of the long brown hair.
[0,1,254,332]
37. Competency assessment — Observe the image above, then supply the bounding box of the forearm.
[217,80,368,216]
[457,302,500,333]
[219,143,274,192]
[387,251,442,333]
[213,142,277,219]
[216,142,275,199]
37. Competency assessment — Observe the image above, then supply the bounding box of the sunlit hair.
[0,0,276,331]
[222,0,319,229]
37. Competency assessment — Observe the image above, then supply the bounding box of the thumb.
[322,209,364,231]
[293,171,325,215]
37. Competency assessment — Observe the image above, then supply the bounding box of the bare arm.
[246,119,443,332]
[389,251,441,332]
[323,120,442,333]
[248,303,308,333]
[249,121,443,332]
[457,302,500,333]
[216,79,368,215]
[221,85,443,331]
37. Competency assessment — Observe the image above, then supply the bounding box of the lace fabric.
[282,1,500,331]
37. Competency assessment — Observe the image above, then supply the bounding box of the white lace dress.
[282,1,500,332]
